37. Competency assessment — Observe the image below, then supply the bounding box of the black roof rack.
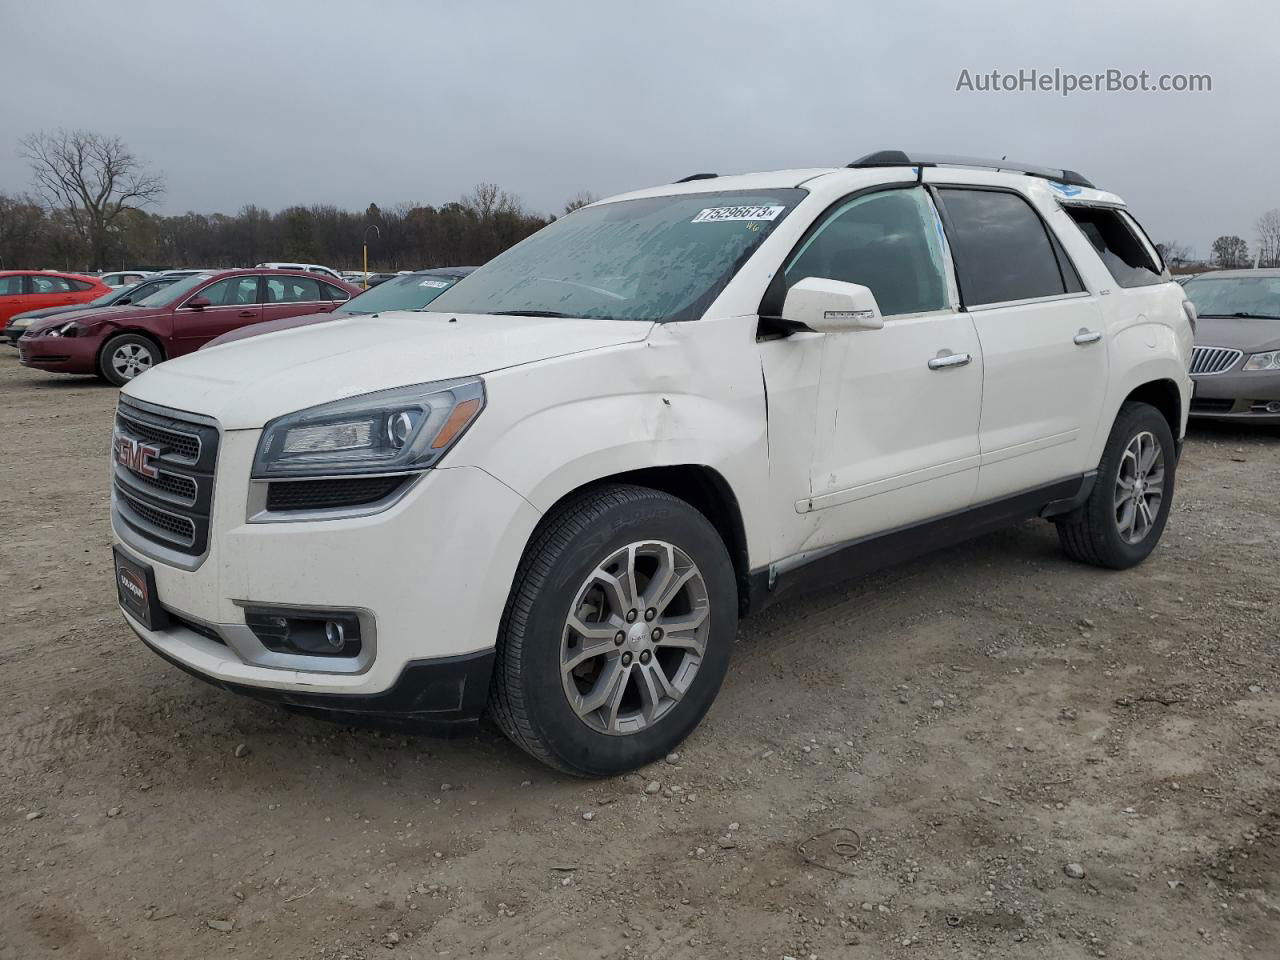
[848,151,1095,189]
[674,173,719,183]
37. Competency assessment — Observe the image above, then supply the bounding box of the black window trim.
[929,183,1091,311]
[757,179,955,336]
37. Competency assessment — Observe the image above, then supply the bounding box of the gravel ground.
[1,354,1277,960]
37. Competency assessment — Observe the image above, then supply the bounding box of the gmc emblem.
[117,437,160,479]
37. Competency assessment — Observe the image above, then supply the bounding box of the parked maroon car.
[18,269,359,385]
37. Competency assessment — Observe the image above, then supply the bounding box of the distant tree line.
[1,129,560,272]
[1158,209,1280,272]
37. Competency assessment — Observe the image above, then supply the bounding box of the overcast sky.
[1,0,1272,258]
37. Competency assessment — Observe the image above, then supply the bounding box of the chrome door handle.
[928,352,972,370]
[1073,330,1103,345]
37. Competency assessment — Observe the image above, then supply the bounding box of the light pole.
[363,224,381,289]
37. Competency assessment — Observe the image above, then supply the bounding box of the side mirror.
[185,296,211,310]
[782,277,884,333]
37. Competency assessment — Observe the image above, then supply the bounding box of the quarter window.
[197,276,260,305]
[937,188,1071,306]
[266,276,323,303]
[67,278,96,292]
[1065,206,1164,288]
[320,282,350,301]
[784,188,949,317]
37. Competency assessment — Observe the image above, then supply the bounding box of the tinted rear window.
[1066,206,1164,288]
[938,189,1070,306]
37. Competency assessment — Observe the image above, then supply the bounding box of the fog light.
[1266,401,1280,414]
[244,608,362,657]
[324,619,345,649]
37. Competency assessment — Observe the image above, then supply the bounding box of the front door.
[172,275,263,354]
[783,186,984,549]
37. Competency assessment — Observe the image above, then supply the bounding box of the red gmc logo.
[117,437,160,479]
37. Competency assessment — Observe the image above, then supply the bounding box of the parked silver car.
[1183,269,1280,423]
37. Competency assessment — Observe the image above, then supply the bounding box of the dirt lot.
[1,354,1277,960]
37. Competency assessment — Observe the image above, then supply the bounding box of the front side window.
[197,276,260,306]
[1065,206,1165,288]
[427,189,805,323]
[938,188,1071,306]
[784,188,949,317]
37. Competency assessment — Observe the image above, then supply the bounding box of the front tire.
[489,484,737,776]
[99,333,161,386]
[1056,401,1177,569]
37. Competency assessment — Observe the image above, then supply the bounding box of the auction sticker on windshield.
[691,205,785,223]
[419,279,451,288]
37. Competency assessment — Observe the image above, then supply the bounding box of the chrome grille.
[112,398,219,559]
[1190,346,1242,376]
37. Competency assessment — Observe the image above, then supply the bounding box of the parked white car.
[100,270,156,288]
[111,152,1193,775]
[255,262,344,282]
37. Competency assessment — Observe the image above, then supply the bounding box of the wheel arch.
[537,465,752,616]
[1123,378,1183,441]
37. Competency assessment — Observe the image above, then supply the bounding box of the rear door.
[933,185,1108,502]
[171,275,263,353]
[778,185,983,549]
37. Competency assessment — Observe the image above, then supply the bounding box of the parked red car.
[18,269,359,385]
[0,270,112,327]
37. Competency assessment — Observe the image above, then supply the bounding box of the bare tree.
[19,129,165,270]
[1155,240,1192,266]
[1256,209,1280,268]
[1210,235,1250,269]
[563,191,599,214]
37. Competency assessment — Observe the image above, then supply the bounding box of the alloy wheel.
[111,343,154,380]
[1114,430,1165,544]
[559,540,710,736]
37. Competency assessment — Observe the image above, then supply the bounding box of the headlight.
[12,317,35,330]
[252,378,485,478]
[1243,351,1280,371]
[46,321,83,338]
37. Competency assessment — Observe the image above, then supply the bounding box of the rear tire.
[1056,401,1176,569]
[99,333,161,386]
[489,484,737,776]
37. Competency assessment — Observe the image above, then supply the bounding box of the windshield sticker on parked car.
[418,279,451,288]
[691,205,786,223]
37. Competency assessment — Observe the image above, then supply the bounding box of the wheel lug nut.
[640,651,651,664]
[621,652,633,666]
[651,627,663,641]
[644,607,657,621]
[625,609,637,623]
[614,631,626,645]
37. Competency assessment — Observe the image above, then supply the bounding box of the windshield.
[426,189,805,322]
[135,273,213,307]
[1184,274,1280,318]
[338,273,462,314]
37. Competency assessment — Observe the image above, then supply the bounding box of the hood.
[1194,315,1280,353]
[7,303,91,325]
[124,311,654,429]
[203,309,344,347]
[25,303,170,335]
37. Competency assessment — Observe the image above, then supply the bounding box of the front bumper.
[18,332,101,373]
[1189,369,1280,423]
[113,426,542,709]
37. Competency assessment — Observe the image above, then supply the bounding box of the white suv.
[111,152,1193,775]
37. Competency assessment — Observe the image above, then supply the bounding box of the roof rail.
[848,151,1095,189]
[674,172,719,183]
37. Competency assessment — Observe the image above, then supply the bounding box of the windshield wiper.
[1200,312,1280,320]
[488,310,587,318]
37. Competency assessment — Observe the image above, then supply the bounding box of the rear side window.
[32,276,73,294]
[320,282,350,301]
[1065,206,1164,288]
[937,188,1072,306]
[67,278,96,292]
[0,276,23,295]
[784,188,949,317]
